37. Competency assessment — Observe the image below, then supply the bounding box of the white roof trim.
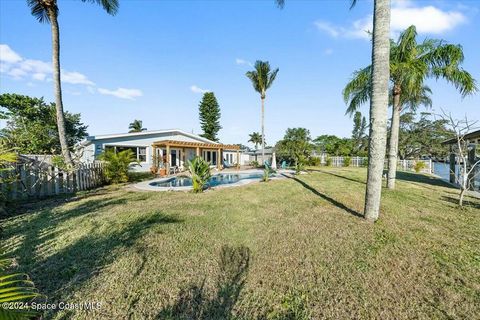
[83,129,218,145]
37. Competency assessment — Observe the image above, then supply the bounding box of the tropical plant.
[262,167,271,182]
[198,92,222,141]
[248,132,262,150]
[250,160,260,168]
[413,161,426,173]
[275,128,312,174]
[99,149,137,184]
[0,94,88,155]
[246,60,279,162]
[344,156,352,167]
[344,25,477,190]
[307,157,321,166]
[0,148,17,216]
[27,0,118,167]
[351,111,368,155]
[325,157,332,167]
[187,157,211,193]
[128,119,147,133]
[0,258,41,319]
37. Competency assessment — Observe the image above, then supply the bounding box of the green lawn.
[1,168,479,319]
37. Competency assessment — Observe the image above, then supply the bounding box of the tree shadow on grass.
[308,169,366,185]
[283,174,363,218]
[1,192,182,315]
[157,245,250,320]
[441,195,480,210]
[395,171,455,189]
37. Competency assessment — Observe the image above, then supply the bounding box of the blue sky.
[1,0,479,147]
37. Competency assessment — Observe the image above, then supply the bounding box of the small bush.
[307,157,321,166]
[361,158,368,167]
[187,157,211,193]
[99,149,138,184]
[344,156,351,167]
[414,161,427,173]
[250,160,259,168]
[325,157,332,167]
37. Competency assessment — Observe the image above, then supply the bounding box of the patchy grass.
[1,168,479,319]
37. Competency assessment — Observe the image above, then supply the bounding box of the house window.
[104,145,147,162]
[138,147,147,162]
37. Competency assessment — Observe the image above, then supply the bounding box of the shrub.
[187,157,211,193]
[307,157,321,166]
[99,149,138,184]
[344,156,351,167]
[325,157,332,167]
[250,160,259,168]
[361,158,368,167]
[414,161,427,173]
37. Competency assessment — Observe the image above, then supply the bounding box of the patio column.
[166,144,170,173]
[196,147,200,157]
[236,149,240,169]
[217,148,222,170]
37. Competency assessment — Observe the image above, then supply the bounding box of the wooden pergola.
[152,140,240,171]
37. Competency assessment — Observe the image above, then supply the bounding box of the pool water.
[149,172,266,188]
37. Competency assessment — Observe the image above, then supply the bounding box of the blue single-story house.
[80,129,247,171]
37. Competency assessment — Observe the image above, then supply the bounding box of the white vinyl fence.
[319,156,432,174]
[1,162,106,201]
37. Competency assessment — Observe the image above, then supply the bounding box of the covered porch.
[152,140,240,173]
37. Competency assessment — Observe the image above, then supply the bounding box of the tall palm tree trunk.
[261,96,265,164]
[364,0,391,221]
[48,9,73,167]
[387,85,401,189]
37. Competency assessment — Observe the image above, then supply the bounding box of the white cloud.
[0,44,22,63]
[315,1,467,40]
[314,21,340,38]
[391,5,466,34]
[62,71,95,85]
[190,85,210,94]
[235,58,253,67]
[1,44,142,99]
[32,73,47,81]
[8,68,27,79]
[97,87,143,100]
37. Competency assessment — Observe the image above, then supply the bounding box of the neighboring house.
[80,129,243,172]
[443,129,480,187]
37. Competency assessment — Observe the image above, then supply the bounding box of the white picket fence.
[319,156,432,174]
[0,162,106,201]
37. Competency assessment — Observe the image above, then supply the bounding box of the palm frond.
[342,66,372,115]
[81,0,119,15]
[27,0,53,23]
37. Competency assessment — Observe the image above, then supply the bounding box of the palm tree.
[248,132,263,150]
[344,25,477,190]
[27,0,118,167]
[276,0,391,221]
[246,61,279,163]
[129,119,147,133]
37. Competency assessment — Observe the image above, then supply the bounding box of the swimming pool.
[149,172,265,188]
[133,169,289,191]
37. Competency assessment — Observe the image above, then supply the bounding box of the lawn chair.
[223,160,232,168]
[169,166,179,175]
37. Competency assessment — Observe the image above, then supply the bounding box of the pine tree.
[198,92,222,142]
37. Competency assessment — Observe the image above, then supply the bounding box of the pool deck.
[133,168,294,192]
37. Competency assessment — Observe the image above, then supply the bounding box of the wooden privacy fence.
[319,156,433,174]
[1,162,106,201]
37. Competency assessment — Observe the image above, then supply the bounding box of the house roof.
[82,129,218,145]
[442,129,480,145]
